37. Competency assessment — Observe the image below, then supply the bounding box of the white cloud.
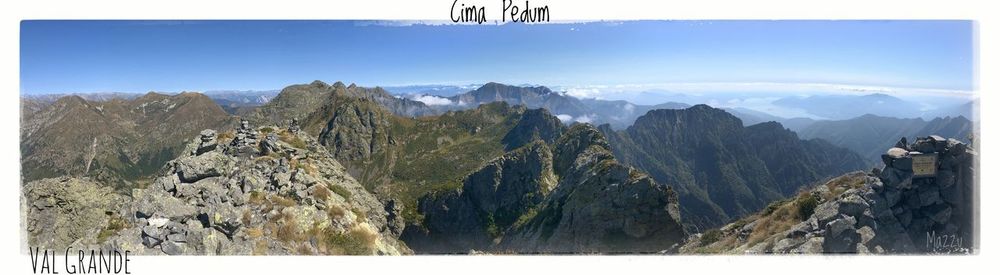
[556,114,574,122]
[411,95,454,106]
[564,88,603,99]
[553,82,975,100]
[574,114,595,124]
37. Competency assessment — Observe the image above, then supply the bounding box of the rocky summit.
[683,135,975,254]
[23,120,410,255]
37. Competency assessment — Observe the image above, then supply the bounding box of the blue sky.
[20,20,974,95]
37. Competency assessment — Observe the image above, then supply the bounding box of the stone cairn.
[871,135,975,253]
[762,135,975,254]
[225,119,260,157]
[289,118,300,134]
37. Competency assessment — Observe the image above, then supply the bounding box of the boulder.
[924,204,953,225]
[838,194,869,218]
[891,155,913,171]
[918,184,942,207]
[160,241,186,255]
[813,201,840,226]
[825,216,857,238]
[135,191,198,221]
[175,151,231,183]
[790,237,825,254]
[886,147,909,158]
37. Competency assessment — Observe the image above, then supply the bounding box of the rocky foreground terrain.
[23,120,409,255]
[682,135,976,254]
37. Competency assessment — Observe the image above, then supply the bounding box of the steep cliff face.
[501,108,566,150]
[407,124,687,254]
[683,135,976,254]
[23,124,410,255]
[404,142,557,252]
[500,124,686,253]
[600,105,867,231]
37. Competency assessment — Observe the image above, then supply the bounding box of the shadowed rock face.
[23,124,411,255]
[407,124,687,254]
[405,141,557,252]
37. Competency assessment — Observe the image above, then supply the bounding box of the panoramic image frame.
[18,19,978,257]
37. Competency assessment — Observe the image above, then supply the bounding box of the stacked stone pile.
[751,135,975,254]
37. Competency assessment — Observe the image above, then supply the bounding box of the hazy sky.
[20,20,974,95]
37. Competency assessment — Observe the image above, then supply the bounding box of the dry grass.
[329,184,352,201]
[242,209,253,226]
[97,213,129,243]
[248,191,266,205]
[824,174,865,201]
[218,130,236,143]
[317,226,378,255]
[275,213,306,243]
[313,185,332,202]
[686,173,869,254]
[246,227,264,238]
[278,130,308,149]
[271,195,298,208]
[327,204,347,220]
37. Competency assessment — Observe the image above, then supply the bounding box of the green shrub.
[700,229,722,246]
[322,227,376,255]
[329,184,352,201]
[796,194,819,221]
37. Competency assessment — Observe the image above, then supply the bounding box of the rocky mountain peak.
[405,121,687,253]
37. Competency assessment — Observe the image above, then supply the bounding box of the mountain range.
[19,80,976,254]
[598,106,867,230]
[20,92,234,187]
[796,114,974,163]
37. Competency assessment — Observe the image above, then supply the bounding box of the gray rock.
[813,201,840,226]
[886,147,909,158]
[936,170,956,189]
[891,156,913,171]
[883,187,902,206]
[946,138,966,156]
[175,151,231,183]
[856,243,871,254]
[838,194,869,218]
[857,226,875,245]
[924,204,953,225]
[772,238,807,253]
[196,129,218,155]
[141,226,165,248]
[161,241,186,255]
[155,174,179,193]
[167,233,187,243]
[826,216,857,238]
[135,192,198,221]
[896,209,912,227]
[918,184,942,207]
[790,237,825,254]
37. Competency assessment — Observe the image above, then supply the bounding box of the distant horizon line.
[21,80,978,100]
